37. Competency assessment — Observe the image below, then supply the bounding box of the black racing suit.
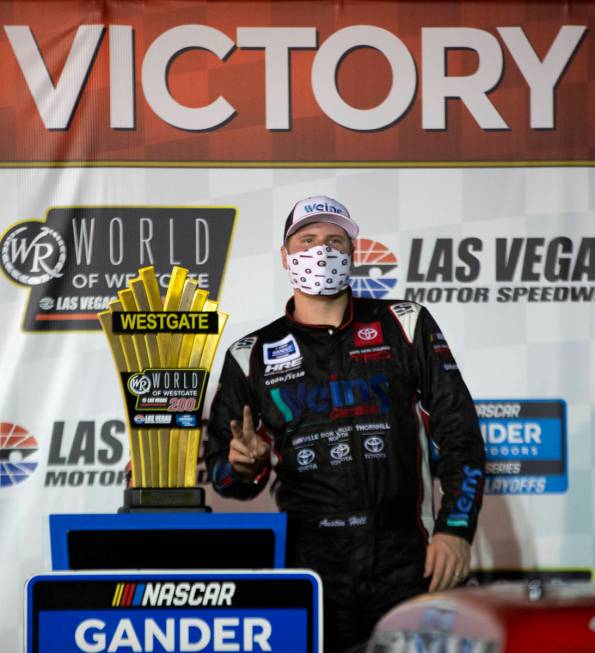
[207,294,485,652]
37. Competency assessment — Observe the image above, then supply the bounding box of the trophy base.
[119,487,211,513]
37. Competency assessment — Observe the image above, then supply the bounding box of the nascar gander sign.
[26,571,321,653]
[476,400,567,494]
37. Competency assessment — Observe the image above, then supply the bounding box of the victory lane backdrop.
[1,166,592,653]
[0,2,593,653]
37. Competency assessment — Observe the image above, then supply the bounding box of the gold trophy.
[98,265,227,511]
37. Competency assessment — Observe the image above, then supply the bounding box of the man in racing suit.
[207,196,485,652]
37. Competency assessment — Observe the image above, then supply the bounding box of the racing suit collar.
[284,288,354,331]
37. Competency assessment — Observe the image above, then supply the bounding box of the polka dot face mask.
[287,245,351,296]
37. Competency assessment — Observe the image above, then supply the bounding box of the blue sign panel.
[27,571,321,653]
[475,399,567,494]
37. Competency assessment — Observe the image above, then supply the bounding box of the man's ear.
[281,245,289,270]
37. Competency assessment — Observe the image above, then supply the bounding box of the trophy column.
[98,265,228,512]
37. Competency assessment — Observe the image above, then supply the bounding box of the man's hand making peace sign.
[228,405,270,480]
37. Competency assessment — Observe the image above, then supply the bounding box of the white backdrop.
[0,166,593,652]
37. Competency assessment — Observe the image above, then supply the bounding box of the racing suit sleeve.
[414,307,485,543]
[206,349,270,500]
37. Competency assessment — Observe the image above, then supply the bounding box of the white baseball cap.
[283,195,359,242]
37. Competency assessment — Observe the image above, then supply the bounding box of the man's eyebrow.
[296,232,346,239]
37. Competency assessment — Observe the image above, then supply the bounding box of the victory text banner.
[0,0,592,162]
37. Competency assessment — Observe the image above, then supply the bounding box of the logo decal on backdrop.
[403,237,595,304]
[350,239,399,299]
[0,422,38,487]
[476,399,567,494]
[348,237,594,304]
[1,223,67,286]
[45,420,127,489]
[0,206,236,331]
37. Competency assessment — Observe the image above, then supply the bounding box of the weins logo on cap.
[301,200,345,216]
[284,195,359,242]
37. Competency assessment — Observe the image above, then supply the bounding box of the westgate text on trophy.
[99,265,227,511]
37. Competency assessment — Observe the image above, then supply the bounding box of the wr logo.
[0,222,66,286]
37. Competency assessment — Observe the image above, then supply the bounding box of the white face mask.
[286,244,351,296]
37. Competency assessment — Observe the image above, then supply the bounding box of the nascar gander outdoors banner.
[26,571,321,653]
[0,1,593,651]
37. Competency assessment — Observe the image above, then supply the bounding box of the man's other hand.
[229,405,270,480]
[424,533,470,592]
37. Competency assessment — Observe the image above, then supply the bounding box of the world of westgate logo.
[0,422,38,487]
[350,238,398,299]
[0,206,237,332]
